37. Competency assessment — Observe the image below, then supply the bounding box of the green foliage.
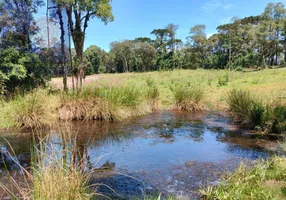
[84,45,107,74]
[0,48,49,95]
[227,89,254,121]
[146,77,160,100]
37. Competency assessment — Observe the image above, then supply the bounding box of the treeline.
[0,1,285,95]
[82,2,285,74]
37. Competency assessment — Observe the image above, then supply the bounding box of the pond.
[0,111,279,199]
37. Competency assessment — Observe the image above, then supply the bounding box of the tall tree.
[64,0,113,89]
[186,25,208,68]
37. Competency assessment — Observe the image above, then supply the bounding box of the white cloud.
[202,0,234,13]
[223,4,233,10]
[202,0,222,13]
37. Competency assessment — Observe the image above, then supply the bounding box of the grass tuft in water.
[227,89,286,133]
[0,135,94,200]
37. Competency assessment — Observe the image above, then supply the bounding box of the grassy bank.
[200,156,286,200]
[1,68,286,129]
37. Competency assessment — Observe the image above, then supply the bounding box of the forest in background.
[0,1,285,95]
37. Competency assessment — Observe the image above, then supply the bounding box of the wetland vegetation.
[0,0,286,199]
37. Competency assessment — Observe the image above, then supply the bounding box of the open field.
[1,68,285,129]
[52,68,286,110]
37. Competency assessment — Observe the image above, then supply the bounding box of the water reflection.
[0,111,280,199]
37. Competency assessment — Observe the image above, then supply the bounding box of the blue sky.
[36,0,282,51]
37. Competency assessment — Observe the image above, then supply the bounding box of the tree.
[109,40,136,73]
[186,25,208,68]
[0,0,44,50]
[134,42,156,71]
[151,24,182,70]
[64,0,114,89]
[84,45,107,74]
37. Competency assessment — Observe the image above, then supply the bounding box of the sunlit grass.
[2,68,286,129]
[200,156,286,200]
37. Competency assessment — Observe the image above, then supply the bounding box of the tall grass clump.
[172,85,204,111]
[3,89,59,129]
[59,85,151,121]
[227,89,265,128]
[227,89,286,133]
[1,137,93,200]
[145,77,160,110]
[200,156,286,200]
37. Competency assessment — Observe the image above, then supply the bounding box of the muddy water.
[0,111,280,199]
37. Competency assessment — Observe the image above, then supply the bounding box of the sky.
[35,0,282,51]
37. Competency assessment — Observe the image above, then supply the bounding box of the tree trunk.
[57,8,68,92]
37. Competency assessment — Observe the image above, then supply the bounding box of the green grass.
[172,85,204,111]
[227,88,286,133]
[2,68,286,129]
[200,156,286,200]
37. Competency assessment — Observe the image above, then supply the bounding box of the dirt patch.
[51,74,102,89]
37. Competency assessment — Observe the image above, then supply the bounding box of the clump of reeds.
[6,89,60,129]
[145,77,160,110]
[0,136,93,200]
[172,85,204,112]
[59,85,152,122]
[227,89,286,133]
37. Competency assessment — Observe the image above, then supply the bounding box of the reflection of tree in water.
[225,143,270,160]
[188,127,205,142]
[46,122,136,170]
[0,131,48,170]
[143,119,206,141]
